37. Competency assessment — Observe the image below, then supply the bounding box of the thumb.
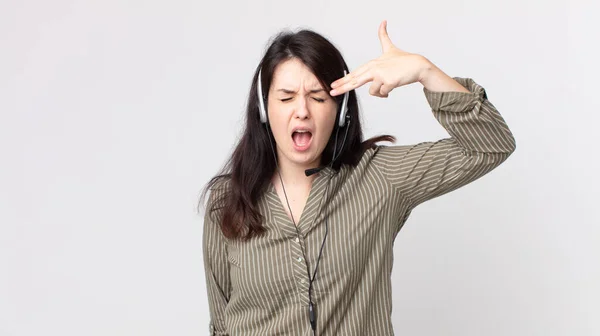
[378,20,394,53]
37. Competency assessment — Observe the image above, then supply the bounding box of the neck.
[273,156,321,187]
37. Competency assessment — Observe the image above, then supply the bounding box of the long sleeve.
[374,77,516,211]
[202,188,231,336]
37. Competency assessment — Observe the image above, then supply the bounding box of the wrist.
[416,58,470,93]
[417,56,437,85]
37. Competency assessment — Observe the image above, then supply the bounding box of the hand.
[330,20,432,98]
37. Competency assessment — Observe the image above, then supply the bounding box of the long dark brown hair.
[201,28,395,240]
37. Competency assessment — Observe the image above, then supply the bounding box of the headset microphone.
[304,167,323,177]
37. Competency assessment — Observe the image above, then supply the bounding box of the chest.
[273,185,311,226]
[225,176,402,309]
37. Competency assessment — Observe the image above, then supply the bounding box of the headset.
[256,66,351,335]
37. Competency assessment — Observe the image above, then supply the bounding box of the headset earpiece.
[257,69,268,124]
[338,70,349,128]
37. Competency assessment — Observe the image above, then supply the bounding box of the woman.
[201,20,516,335]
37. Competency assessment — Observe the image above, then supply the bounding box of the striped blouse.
[203,77,516,335]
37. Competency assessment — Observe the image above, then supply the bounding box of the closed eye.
[280,97,326,102]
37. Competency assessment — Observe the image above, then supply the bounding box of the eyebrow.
[276,88,325,94]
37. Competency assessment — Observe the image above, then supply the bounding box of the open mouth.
[292,130,313,151]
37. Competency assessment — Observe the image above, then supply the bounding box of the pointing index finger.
[331,61,370,89]
[330,71,372,96]
[331,73,350,89]
[330,74,353,96]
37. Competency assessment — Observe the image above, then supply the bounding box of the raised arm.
[374,76,515,209]
[329,20,515,209]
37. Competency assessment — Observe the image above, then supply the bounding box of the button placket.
[292,249,310,303]
[285,231,310,304]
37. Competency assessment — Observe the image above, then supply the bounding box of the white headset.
[257,68,350,128]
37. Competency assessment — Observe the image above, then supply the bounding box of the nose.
[293,96,310,120]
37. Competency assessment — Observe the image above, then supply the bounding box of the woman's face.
[267,58,338,170]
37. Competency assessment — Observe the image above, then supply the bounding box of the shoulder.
[358,143,415,167]
[339,144,397,178]
[207,175,232,198]
[350,143,433,181]
[204,175,232,222]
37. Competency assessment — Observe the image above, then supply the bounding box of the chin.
[287,149,318,165]
[291,154,316,165]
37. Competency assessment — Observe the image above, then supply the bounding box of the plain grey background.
[1,0,597,335]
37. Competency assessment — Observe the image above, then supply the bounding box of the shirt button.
[297,257,303,263]
[295,237,299,243]
[301,279,306,284]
